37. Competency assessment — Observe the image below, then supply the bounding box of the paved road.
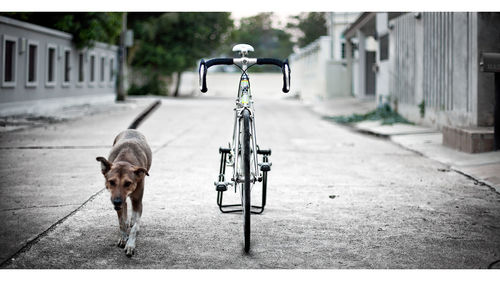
[1,95,500,268]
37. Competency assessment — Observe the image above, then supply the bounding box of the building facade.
[0,16,118,115]
[289,12,359,103]
[343,12,500,152]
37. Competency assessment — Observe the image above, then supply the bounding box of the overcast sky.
[230,11,296,29]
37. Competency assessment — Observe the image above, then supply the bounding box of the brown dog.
[96,129,152,257]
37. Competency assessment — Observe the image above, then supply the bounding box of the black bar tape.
[199,59,208,93]
[282,59,290,93]
[256,58,283,68]
[200,58,233,93]
[200,57,290,94]
[256,58,290,93]
[206,58,234,68]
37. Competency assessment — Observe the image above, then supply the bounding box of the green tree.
[128,12,233,96]
[0,12,122,49]
[287,12,327,48]
[221,12,294,71]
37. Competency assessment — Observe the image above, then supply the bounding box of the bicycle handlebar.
[199,57,291,94]
[205,58,233,68]
[256,58,283,68]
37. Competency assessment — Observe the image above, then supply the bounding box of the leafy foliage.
[128,12,233,95]
[129,12,232,75]
[220,13,294,72]
[0,12,122,49]
[418,99,426,118]
[287,12,327,48]
[127,71,166,96]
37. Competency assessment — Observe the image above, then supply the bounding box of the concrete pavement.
[1,95,500,268]
[0,97,155,264]
[311,97,500,194]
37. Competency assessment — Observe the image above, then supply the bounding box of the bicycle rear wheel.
[241,108,251,253]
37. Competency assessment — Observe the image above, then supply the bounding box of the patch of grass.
[324,103,413,125]
[418,100,426,118]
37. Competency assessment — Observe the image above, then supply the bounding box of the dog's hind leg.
[125,197,142,257]
[117,202,128,248]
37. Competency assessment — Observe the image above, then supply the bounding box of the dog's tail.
[128,100,162,130]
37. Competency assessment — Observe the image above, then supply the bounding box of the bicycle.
[198,44,290,253]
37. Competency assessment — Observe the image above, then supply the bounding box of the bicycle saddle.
[232,44,254,56]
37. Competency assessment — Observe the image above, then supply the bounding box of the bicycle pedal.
[259,162,272,172]
[219,147,231,154]
[214,181,232,192]
[214,181,228,192]
[257,148,272,156]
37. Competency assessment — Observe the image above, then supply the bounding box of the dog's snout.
[112,198,123,210]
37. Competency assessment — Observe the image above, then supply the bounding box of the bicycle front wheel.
[241,108,251,253]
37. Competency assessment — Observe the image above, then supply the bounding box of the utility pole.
[116,12,127,101]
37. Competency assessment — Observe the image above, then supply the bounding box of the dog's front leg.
[117,202,128,248]
[125,198,142,257]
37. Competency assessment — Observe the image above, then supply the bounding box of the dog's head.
[96,157,149,211]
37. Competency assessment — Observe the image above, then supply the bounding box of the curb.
[319,112,500,196]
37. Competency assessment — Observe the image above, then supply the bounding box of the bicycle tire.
[241,108,251,253]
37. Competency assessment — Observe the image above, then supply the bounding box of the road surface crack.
[0,203,81,212]
[0,145,111,150]
[0,187,105,268]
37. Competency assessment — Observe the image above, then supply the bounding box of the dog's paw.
[124,243,135,257]
[117,237,128,248]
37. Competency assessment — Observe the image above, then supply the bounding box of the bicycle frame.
[215,55,269,215]
[203,44,287,252]
[231,78,259,186]
[201,44,288,252]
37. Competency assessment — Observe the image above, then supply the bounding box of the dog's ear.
[96,157,112,175]
[134,167,149,177]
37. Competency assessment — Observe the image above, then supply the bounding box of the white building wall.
[352,59,360,97]
[290,13,359,102]
[0,16,118,106]
[289,36,332,102]
[375,13,390,102]
[326,60,349,98]
[386,12,500,129]
[355,30,366,99]
[346,12,500,130]
[328,12,360,61]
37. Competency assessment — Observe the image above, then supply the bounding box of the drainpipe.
[346,38,353,96]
